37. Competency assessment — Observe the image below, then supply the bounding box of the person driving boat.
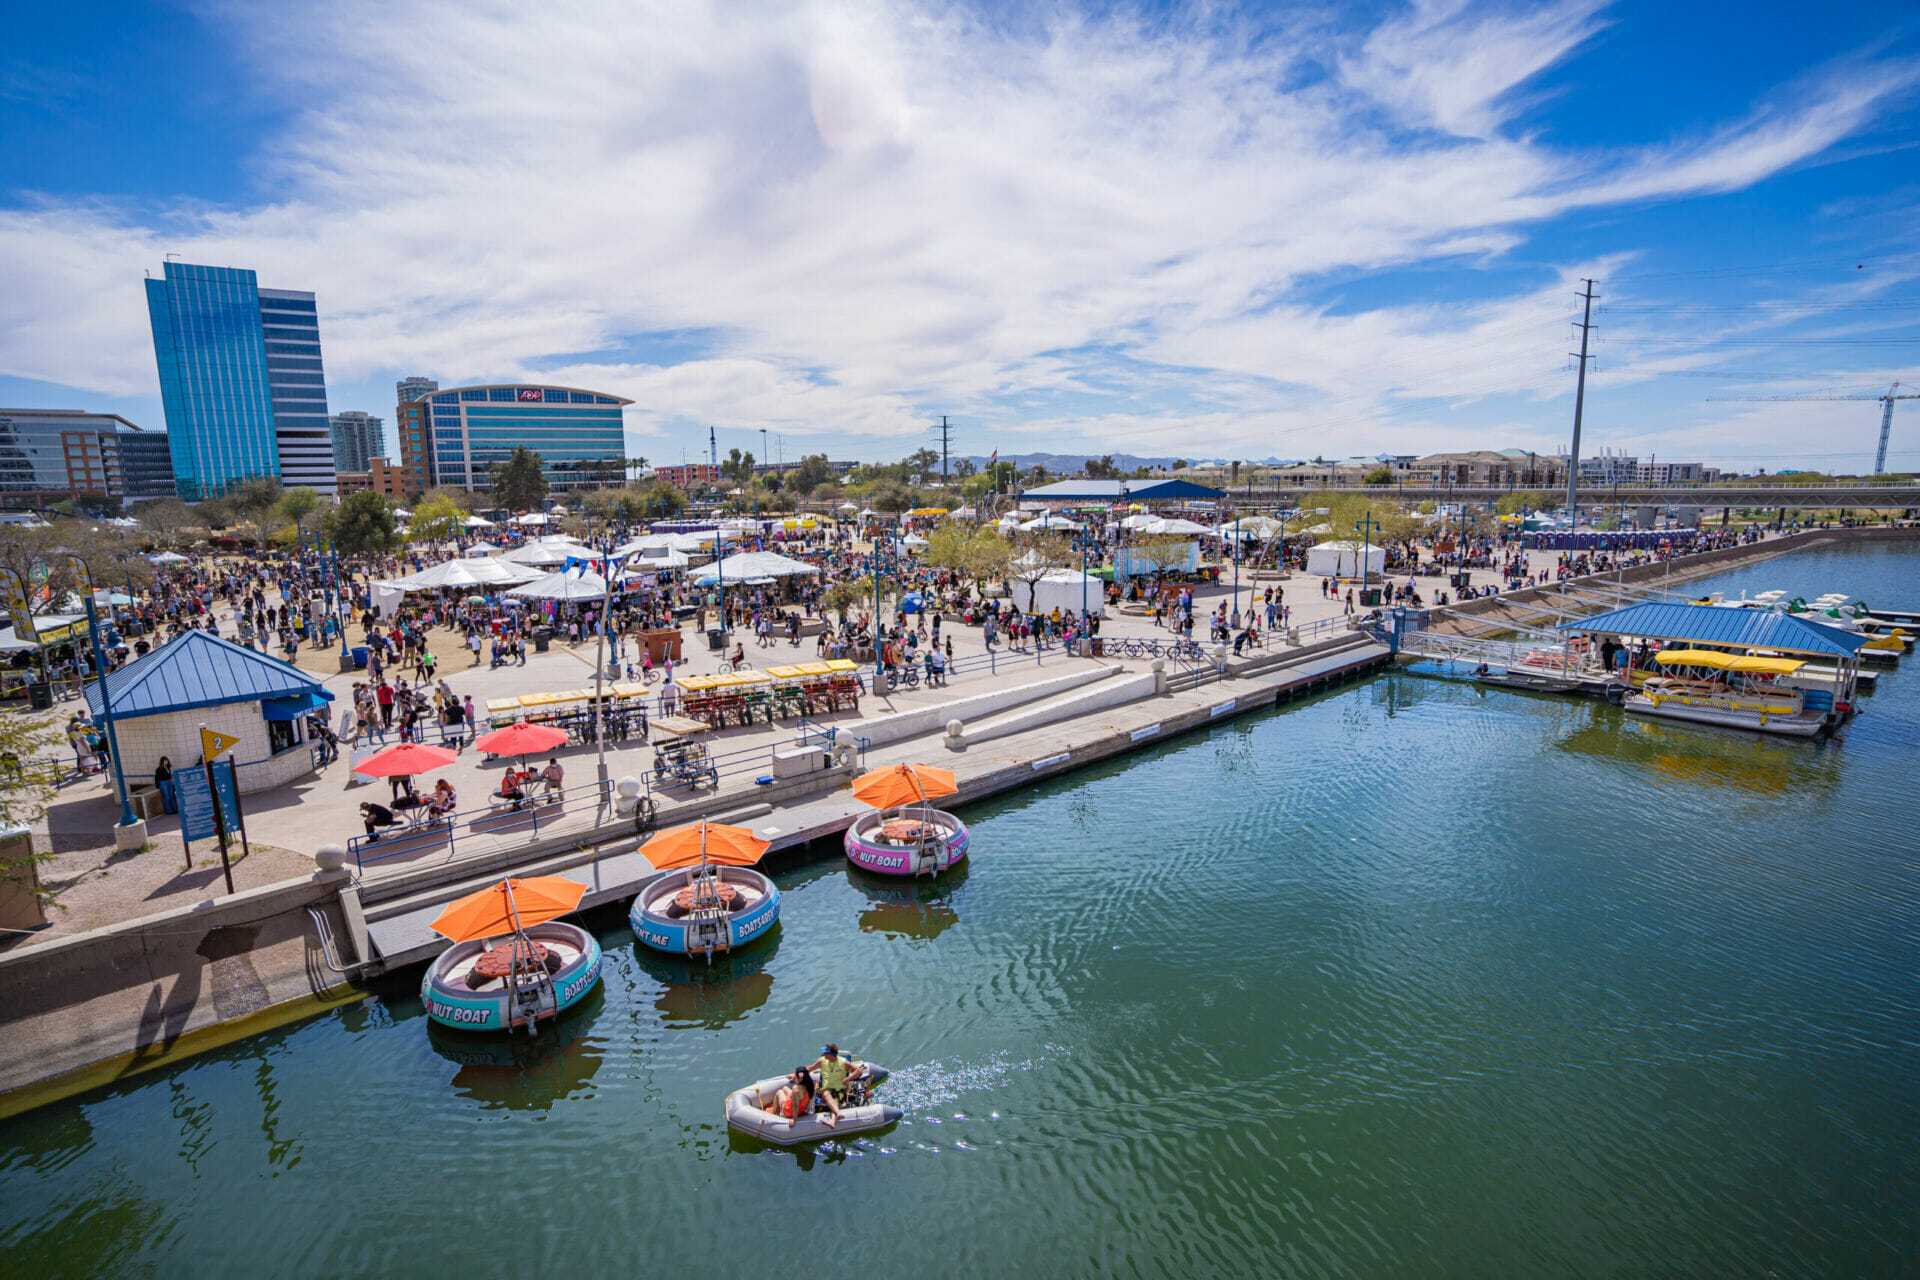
[807,1044,864,1122]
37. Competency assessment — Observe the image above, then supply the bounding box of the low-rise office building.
[0,409,176,510]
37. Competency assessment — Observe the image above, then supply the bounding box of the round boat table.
[674,882,740,912]
[880,819,931,842]
[473,940,551,978]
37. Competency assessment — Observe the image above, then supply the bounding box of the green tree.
[490,446,549,510]
[790,453,834,496]
[323,491,402,555]
[232,477,284,523]
[1130,533,1194,585]
[137,498,196,547]
[645,480,688,518]
[906,447,940,485]
[873,483,913,513]
[1363,467,1393,486]
[276,485,323,532]
[410,492,466,543]
[1084,454,1118,479]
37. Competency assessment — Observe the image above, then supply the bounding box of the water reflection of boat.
[425,1000,605,1110]
[1556,714,1842,799]
[853,864,968,941]
[633,938,779,1030]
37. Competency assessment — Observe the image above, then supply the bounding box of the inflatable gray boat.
[724,1065,901,1146]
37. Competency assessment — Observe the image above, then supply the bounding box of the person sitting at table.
[360,800,397,843]
[496,769,528,810]
[540,757,564,801]
[426,778,457,821]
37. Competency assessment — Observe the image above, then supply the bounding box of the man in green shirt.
[807,1044,865,1122]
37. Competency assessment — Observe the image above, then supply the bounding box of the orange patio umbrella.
[639,821,769,871]
[353,742,459,778]
[429,876,587,942]
[852,763,957,811]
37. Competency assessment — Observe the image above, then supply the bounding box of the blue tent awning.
[262,689,335,721]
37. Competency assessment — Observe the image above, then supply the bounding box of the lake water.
[3,539,1916,1277]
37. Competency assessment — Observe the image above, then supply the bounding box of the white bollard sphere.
[616,775,642,799]
[314,843,347,871]
[947,719,964,737]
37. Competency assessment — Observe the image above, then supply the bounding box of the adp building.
[395,383,631,499]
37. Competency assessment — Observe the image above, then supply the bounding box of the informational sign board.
[176,761,240,843]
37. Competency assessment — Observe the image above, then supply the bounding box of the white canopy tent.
[1143,516,1212,535]
[511,513,552,526]
[464,514,496,528]
[1012,570,1106,617]
[1019,514,1083,532]
[901,533,929,548]
[386,557,543,591]
[693,550,821,584]
[1304,540,1386,578]
[509,568,610,601]
[147,551,190,564]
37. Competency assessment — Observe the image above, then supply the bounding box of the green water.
[3,541,1917,1277]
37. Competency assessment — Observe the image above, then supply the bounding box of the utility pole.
[933,415,953,482]
[1566,278,1597,523]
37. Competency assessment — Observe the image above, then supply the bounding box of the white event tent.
[1012,570,1106,617]
[1304,540,1386,578]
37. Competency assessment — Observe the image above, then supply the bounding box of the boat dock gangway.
[1390,627,1586,677]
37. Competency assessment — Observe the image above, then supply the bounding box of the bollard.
[1151,657,1166,695]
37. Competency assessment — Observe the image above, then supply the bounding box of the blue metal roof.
[86,628,329,719]
[1558,602,1867,657]
[1024,478,1224,501]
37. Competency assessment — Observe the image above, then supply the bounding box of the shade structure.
[511,513,551,526]
[699,550,822,581]
[501,543,579,567]
[1020,515,1083,531]
[464,514,495,528]
[639,821,770,871]
[509,568,610,600]
[1654,649,1805,676]
[389,557,536,591]
[147,550,191,564]
[429,876,587,942]
[1144,517,1211,535]
[353,742,459,778]
[474,722,570,756]
[852,763,957,811]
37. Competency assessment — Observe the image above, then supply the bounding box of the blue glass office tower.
[417,386,631,496]
[145,262,336,500]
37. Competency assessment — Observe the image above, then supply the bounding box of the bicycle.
[717,658,753,674]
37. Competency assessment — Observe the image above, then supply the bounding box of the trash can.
[1360,588,1382,607]
[27,682,52,711]
[350,646,370,669]
[534,629,552,653]
[706,628,727,652]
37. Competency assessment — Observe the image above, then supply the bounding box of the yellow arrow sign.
[200,728,241,760]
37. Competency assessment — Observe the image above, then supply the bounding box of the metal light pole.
[69,558,134,831]
[1354,510,1381,606]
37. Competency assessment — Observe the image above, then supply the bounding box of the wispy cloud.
[0,0,1912,461]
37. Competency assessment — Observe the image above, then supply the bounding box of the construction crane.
[1710,381,1916,474]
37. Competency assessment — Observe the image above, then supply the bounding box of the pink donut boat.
[843,809,970,878]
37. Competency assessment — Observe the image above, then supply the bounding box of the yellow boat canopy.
[1655,648,1804,675]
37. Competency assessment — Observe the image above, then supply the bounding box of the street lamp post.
[1354,510,1381,607]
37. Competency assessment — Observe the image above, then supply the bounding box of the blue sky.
[1,0,1917,473]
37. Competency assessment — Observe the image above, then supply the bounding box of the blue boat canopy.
[262,689,335,721]
[86,628,332,719]
[1557,602,1866,657]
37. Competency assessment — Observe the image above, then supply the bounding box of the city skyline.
[1,2,1917,476]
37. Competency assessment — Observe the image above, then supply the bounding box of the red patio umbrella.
[352,742,459,778]
[473,722,569,757]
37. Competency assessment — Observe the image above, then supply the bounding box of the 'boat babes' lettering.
[560,957,601,1005]
[735,903,776,939]
[426,1000,494,1026]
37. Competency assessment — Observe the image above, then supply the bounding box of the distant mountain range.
[953,452,1287,472]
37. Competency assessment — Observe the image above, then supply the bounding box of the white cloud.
[0,0,1912,464]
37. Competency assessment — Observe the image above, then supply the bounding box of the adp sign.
[516,388,544,402]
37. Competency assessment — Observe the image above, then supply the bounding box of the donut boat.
[629,866,780,958]
[421,922,603,1034]
[844,809,969,877]
[725,1065,900,1146]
